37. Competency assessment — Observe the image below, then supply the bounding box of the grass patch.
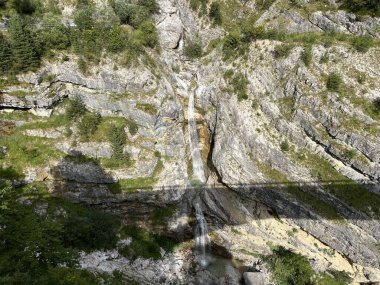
[136,102,157,115]
[108,176,157,193]
[253,157,342,220]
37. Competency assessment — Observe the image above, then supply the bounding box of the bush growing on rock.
[66,97,86,120]
[280,141,290,152]
[301,45,312,67]
[135,21,158,48]
[374,98,380,113]
[138,0,159,14]
[351,35,374,53]
[273,44,292,58]
[11,0,36,14]
[184,40,203,58]
[78,112,102,141]
[109,124,128,160]
[326,73,343,92]
[209,2,222,25]
[342,0,380,17]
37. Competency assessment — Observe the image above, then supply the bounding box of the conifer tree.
[0,34,12,74]
[8,14,40,73]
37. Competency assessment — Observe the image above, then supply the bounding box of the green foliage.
[112,0,158,28]
[225,71,249,100]
[0,181,135,284]
[74,4,95,30]
[341,0,380,17]
[301,46,312,67]
[105,26,128,53]
[374,98,380,113]
[119,225,177,259]
[184,40,203,58]
[280,141,290,152]
[343,149,357,160]
[0,166,24,180]
[109,124,127,160]
[209,2,222,25]
[66,97,86,120]
[8,14,40,73]
[63,210,119,250]
[135,20,158,48]
[138,0,159,14]
[326,73,343,92]
[241,21,265,43]
[11,0,36,14]
[274,44,292,58]
[351,35,374,53]
[77,112,102,141]
[222,32,240,59]
[37,13,71,50]
[126,119,139,135]
[0,34,12,74]
[263,246,314,285]
[263,246,352,285]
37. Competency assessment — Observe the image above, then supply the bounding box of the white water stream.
[194,202,210,267]
[188,90,206,183]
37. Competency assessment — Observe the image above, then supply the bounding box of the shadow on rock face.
[47,154,380,270]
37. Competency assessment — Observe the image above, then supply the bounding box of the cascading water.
[194,202,210,267]
[188,90,206,183]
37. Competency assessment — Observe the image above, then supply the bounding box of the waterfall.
[188,90,206,183]
[194,202,210,267]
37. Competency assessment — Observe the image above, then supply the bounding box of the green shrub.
[241,23,265,43]
[280,141,290,152]
[184,40,203,58]
[343,149,356,160]
[74,4,95,30]
[138,0,159,14]
[78,112,102,141]
[113,1,149,28]
[301,46,312,67]
[351,36,374,53]
[209,2,222,25]
[373,98,380,113]
[225,72,249,101]
[109,124,127,160]
[326,73,343,92]
[341,0,380,17]
[9,14,40,73]
[264,246,352,285]
[222,33,240,59]
[273,44,292,58]
[356,72,366,84]
[66,97,86,120]
[106,26,128,53]
[0,34,12,74]
[263,246,314,285]
[37,13,71,50]
[77,57,88,74]
[135,21,158,48]
[11,0,36,14]
[126,119,139,135]
[63,210,119,250]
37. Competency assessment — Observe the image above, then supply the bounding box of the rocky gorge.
[1,0,380,284]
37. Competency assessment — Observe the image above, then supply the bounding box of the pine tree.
[8,14,40,73]
[0,34,12,74]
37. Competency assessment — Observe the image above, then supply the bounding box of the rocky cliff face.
[1,0,380,284]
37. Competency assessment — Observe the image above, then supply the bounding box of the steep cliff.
[1,0,380,284]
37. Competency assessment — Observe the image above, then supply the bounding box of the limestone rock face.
[2,0,380,283]
[156,0,183,49]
